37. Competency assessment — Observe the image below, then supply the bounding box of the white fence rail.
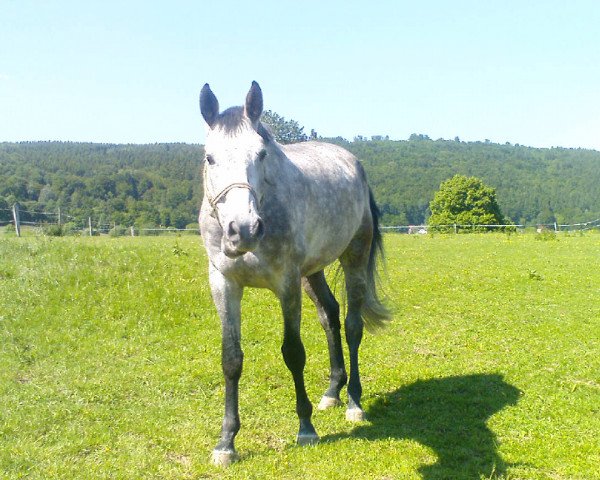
[3,204,599,237]
[1,204,200,237]
[383,219,600,234]
[382,224,522,234]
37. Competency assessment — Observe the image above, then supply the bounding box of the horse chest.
[211,247,291,290]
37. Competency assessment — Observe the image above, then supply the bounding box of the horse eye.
[206,154,215,165]
[258,149,267,161]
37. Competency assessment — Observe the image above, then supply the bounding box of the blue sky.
[1,0,599,149]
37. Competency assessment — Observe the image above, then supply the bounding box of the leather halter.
[203,162,260,214]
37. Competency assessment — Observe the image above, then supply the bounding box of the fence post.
[12,203,21,237]
[88,217,93,236]
[57,207,62,226]
[130,226,135,237]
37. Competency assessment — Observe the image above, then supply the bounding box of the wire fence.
[377,219,600,234]
[1,204,199,237]
[555,218,600,232]
[382,224,522,234]
[2,204,599,237]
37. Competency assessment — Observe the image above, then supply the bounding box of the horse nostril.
[228,221,240,238]
[255,218,265,239]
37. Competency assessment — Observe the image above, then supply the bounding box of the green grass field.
[1,233,599,479]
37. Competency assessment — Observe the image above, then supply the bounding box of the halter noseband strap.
[207,182,259,209]
[203,162,260,212]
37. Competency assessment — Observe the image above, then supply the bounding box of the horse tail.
[362,188,393,332]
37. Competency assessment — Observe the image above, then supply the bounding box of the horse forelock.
[213,107,245,134]
[213,106,272,142]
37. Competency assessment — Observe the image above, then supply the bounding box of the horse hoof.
[212,449,239,467]
[296,433,320,446]
[318,395,342,410]
[346,407,366,422]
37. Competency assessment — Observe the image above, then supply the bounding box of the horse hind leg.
[303,271,347,410]
[339,225,389,422]
[340,261,367,422]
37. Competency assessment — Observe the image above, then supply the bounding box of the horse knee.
[222,348,243,379]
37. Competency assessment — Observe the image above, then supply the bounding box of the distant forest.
[1,138,599,229]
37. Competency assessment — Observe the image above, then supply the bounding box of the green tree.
[428,175,509,232]
[261,110,308,144]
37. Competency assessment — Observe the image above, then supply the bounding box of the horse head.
[200,81,269,257]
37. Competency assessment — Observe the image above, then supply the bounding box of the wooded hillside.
[340,136,600,225]
[1,138,599,228]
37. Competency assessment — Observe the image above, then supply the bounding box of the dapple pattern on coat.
[199,81,391,466]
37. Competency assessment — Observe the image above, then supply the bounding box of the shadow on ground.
[324,373,521,480]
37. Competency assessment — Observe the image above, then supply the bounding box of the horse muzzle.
[222,215,265,257]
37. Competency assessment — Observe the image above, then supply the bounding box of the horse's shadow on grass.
[323,373,521,480]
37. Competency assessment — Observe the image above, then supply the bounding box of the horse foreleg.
[303,272,347,409]
[209,265,243,466]
[280,276,319,446]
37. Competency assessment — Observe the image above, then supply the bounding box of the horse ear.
[245,81,263,124]
[200,83,219,128]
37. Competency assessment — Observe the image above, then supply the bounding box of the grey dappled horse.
[199,81,391,466]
